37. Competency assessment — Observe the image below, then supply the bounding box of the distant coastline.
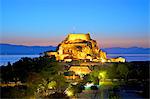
[0,43,150,65]
[0,43,149,55]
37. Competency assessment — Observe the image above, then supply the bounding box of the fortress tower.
[66,33,91,41]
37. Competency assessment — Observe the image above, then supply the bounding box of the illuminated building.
[46,33,125,62]
[108,57,126,62]
[68,66,92,75]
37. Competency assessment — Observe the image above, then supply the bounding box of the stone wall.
[47,33,125,62]
[66,33,90,41]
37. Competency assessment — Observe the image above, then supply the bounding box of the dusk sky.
[1,0,149,48]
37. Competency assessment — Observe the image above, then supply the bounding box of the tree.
[47,92,69,99]
[107,64,118,80]
[65,84,84,97]
[90,70,99,85]
[26,72,43,97]
[117,64,129,81]
[26,59,68,97]
[47,81,57,89]
[98,71,107,81]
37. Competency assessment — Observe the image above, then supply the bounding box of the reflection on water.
[0,54,150,66]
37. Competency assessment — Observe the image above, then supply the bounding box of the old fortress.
[46,33,125,63]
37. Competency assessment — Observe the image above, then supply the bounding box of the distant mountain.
[101,47,150,54]
[0,44,149,55]
[0,44,56,55]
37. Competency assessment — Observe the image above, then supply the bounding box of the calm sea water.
[0,55,40,66]
[107,54,150,62]
[0,54,149,66]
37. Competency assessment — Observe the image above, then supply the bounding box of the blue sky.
[1,0,149,48]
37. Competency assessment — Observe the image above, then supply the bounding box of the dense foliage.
[0,57,149,98]
[0,56,68,98]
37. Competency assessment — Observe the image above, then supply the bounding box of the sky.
[1,0,149,48]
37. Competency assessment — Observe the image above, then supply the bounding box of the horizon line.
[0,43,149,49]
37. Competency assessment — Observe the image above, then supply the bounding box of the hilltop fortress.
[46,33,125,62]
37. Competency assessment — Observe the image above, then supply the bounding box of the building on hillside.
[46,33,125,62]
[108,57,126,62]
[68,66,92,75]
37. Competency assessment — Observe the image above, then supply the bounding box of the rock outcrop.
[46,33,125,62]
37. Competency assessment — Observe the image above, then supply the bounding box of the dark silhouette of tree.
[117,64,129,80]
[46,92,69,99]
[107,63,119,80]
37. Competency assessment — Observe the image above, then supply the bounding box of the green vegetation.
[0,57,149,98]
[1,56,68,98]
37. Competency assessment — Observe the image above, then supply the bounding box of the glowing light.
[99,71,106,79]
[47,33,108,62]
[46,33,126,63]
[101,59,106,63]
[99,81,113,86]
[65,89,74,96]
[48,81,56,89]
[84,82,94,88]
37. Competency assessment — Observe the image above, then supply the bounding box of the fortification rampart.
[67,33,90,41]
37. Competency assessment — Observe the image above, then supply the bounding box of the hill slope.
[101,47,150,54]
[0,44,56,55]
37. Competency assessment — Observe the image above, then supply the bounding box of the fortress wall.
[62,43,87,46]
[67,33,90,41]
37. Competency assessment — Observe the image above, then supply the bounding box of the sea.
[0,54,150,66]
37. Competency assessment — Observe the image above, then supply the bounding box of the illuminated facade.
[46,33,125,62]
[108,57,126,62]
[68,66,92,75]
